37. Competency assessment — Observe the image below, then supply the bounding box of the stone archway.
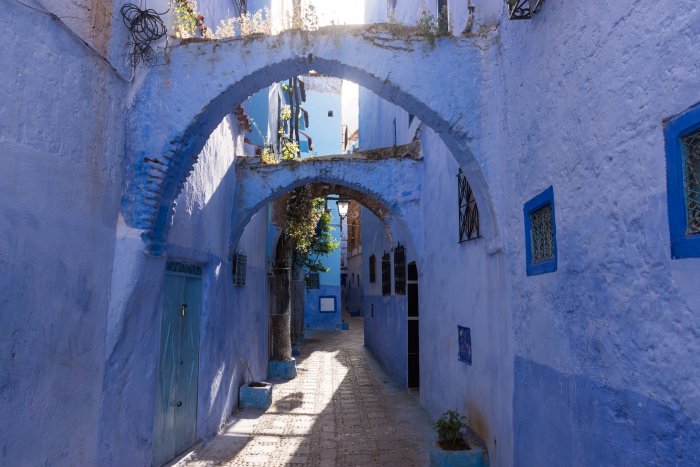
[122,25,500,255]
[230,143,423,260]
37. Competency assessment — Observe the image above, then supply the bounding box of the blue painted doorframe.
[153,264,202,466]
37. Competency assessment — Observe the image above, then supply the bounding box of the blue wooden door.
[153,264,202,466]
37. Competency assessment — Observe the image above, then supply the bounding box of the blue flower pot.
[239,382,272,410]
[429,440,488,467]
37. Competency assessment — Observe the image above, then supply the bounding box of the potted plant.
[430,410,488,467]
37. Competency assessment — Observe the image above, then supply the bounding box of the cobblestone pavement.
[172,316,434,466]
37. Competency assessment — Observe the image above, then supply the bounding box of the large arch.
[123,25,500,255]
[230,145,423,259]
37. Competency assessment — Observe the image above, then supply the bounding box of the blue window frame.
[524,186,557,276]
[664,103,700,259]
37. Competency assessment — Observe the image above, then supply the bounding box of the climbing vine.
[285,187,339,273]
[170,0,207,38]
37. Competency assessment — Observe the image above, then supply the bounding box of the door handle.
[176,401,183,407]
[180,304,187,317]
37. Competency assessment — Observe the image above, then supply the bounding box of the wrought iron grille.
[529,203,555,263]
[305,272,320,289]
[507,0,545,20]
[381,252,391,296]
[394,244,406,295]
[681,130,700,234]
[458,169,480,243]
[369,255,376,283]
[232,252,247,286]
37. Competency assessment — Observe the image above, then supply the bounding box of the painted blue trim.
[523,186,558,276]
[664,102,700,259]
[319,295,337,313]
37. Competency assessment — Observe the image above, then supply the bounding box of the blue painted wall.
[304,285,342,331]
[0,2,126,465]
[300,88,342,157]
[298,83,343,331]
[360,207,409,387]
[514,356,700,466]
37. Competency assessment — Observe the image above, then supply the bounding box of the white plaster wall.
[0,2,126,465]
[364,0,501,33]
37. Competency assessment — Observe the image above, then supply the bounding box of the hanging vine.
[284,187,339,273]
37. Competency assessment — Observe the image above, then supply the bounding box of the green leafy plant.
[280,140,299,161]
[171,0,207,38]
[280,105,292,121]
[416,0,451,42]
[284,188,339,273]
[433,410,469,450]
[260,146,278,164]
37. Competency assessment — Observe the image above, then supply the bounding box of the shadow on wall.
[513,357,700,466]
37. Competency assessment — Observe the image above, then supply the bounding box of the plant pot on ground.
[239,381,272,410]
[429,410,489,467]
[238,359,273,410]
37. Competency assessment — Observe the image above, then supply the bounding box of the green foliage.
[433,410,468,446]
[284,188,339,273]
[260,146,278,164]
[171,0,206,38]
[280,105,292,121]
[416,0,451,41]
[280,139,299,161]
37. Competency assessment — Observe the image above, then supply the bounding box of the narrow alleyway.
[171,316,434,466]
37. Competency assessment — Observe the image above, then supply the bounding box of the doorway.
[153,262,202,466]
[407,261,419,389]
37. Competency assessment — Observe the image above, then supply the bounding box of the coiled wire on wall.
[120,3,168,67]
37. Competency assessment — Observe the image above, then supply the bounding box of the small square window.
[524,187,557,276]
[664,103,700,258]
[305,272,320,289]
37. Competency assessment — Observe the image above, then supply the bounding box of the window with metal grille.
[369,255,376,283]
[394,244,406,295]
[232,252,247,286]
[458,169,480,243]
[381,252,391,296]
[305,272,320,289]
[524,187,557,276]
[681,131,700,235]
[530,204,554,264]
[664,104,700,258]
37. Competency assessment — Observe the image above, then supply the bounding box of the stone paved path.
[171,316,434,466]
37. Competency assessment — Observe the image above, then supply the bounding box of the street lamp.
[337,199,349,222]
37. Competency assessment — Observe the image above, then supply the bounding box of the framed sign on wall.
[319,296,337,313]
